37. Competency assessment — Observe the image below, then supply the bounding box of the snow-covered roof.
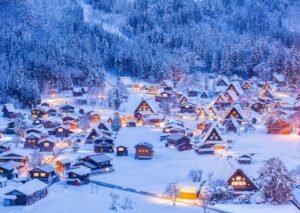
[0,161,20,170]
[7,179,47,196]
[3,104,16,112]
[226,90,239,102]
[85,154,112,163]
[161,80,174,88]
[94,135,114,141]
[36,164,55,173]
[167,133,185,141]
[68,166,91,176]
[201,124,224,143]
[25,133,41,139]
[225,105,248,121]
[135,142,153,149]
[227,82,244,96]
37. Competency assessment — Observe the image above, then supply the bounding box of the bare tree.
[29,150,43,169]
[188,168,203,182]
[198,185,213,213]
[109,193,120,211]
[165,183,179,206]
[121,196,134,210]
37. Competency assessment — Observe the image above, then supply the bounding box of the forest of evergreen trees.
[0,0,299,106]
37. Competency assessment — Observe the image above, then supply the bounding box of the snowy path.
[90,179,232,213]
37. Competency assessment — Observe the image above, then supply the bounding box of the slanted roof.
[167,133,185,141]
[37,164,55,173]
[85,154,112,163]
[3,104,16,112]
[6,179,47,196]
[0,161,19,170]
[227,82,244,96]
[25,133,41,139]
[134,142,153,149]
[201,124,224,143]
[118,77,132,86]
[68,166,91,176]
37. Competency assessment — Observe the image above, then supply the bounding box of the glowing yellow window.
[34,173,39,177]
[118,147,124,151]
[44,142,49,147]
[236,176,241,180]
[40,173,46,177]
[58,128,63,133]
[0,169,3,173]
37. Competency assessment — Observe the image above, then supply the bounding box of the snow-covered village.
[0,0,300,213]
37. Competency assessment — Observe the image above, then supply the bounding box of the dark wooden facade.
[134,142,154,159]
[227,169,257,192]
[116,146,128,156]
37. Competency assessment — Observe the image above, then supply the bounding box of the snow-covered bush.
[257,157,295,204]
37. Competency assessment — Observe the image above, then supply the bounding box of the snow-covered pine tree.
[111,112,122,135]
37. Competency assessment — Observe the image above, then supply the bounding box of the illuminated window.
[40,173,46,177]
[58,128,63,133]
[231,176,247,186]
[34,173,39,177]
[185,105,190,109]
[0,169,3,173]
[118,147,124,151]
[44,142,49,147]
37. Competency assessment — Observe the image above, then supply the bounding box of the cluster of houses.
[0,73,298,206]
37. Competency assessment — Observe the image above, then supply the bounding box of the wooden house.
[54,125,70,138]
[187,89,199,97]
[214,94,231,109]
[0,161,19,179]
[161,80,174,90]
[94,135,114,145]
[223,118,240,133]
[180,102,196,113]
[48,108,57,117]
[80,154,113,173]
[238,155,252,165]
[63,114,79,123]
[31,107,49,119]
[39,138,56,152]
[227,169,258,192]
[24,133,41,149]
[63,120,78,130]
[224,105,248,124]
[4,179,48,206]
[273,73,286,87]
[251,100,267,114]
[66,166,91,186]
[134,99,159,119]
[0,152,28,166]
[2,104,17,119]
[197,108,210,120]
[134,142,154,159]
[216,76,229,87]
[0,143,10,154]
[29,165,59,184]
[178,95,188,104]
[226,82,243,97]
[116,146,128,156]
[177,182,200,200]
[261,89,275,100]
[94,142,114,153]
[4,121,15,134]
[89,112,101,123]
[59,104,75,113]
[166,134,192,151]
[242,82,251,90]
[98,122,112,132]
[56,158,72,174]
[224,90,239,103]
[26,126,48,138]
[201,125,224,145]
[86,128,101,144]
[200,91,209,99]
[267,119,292,135]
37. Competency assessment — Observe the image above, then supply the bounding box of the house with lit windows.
[242,82,251,90]
[31,106,49,119]
[226,82,244,97]
[134,142,154,159]
[39,138,56,152]
[0,161,19,179]
[4,179,48,206]
[54,125,70,138]
[180,101,196,113]
[66,166,91,186]
[224,105,248,124]
[116,146,128,156]
[78,154,113,173]
[24,133,41,149]
[29,165,59,184]
[134,99,159,119]
[227,169,258,192]
[197,107,210,121]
